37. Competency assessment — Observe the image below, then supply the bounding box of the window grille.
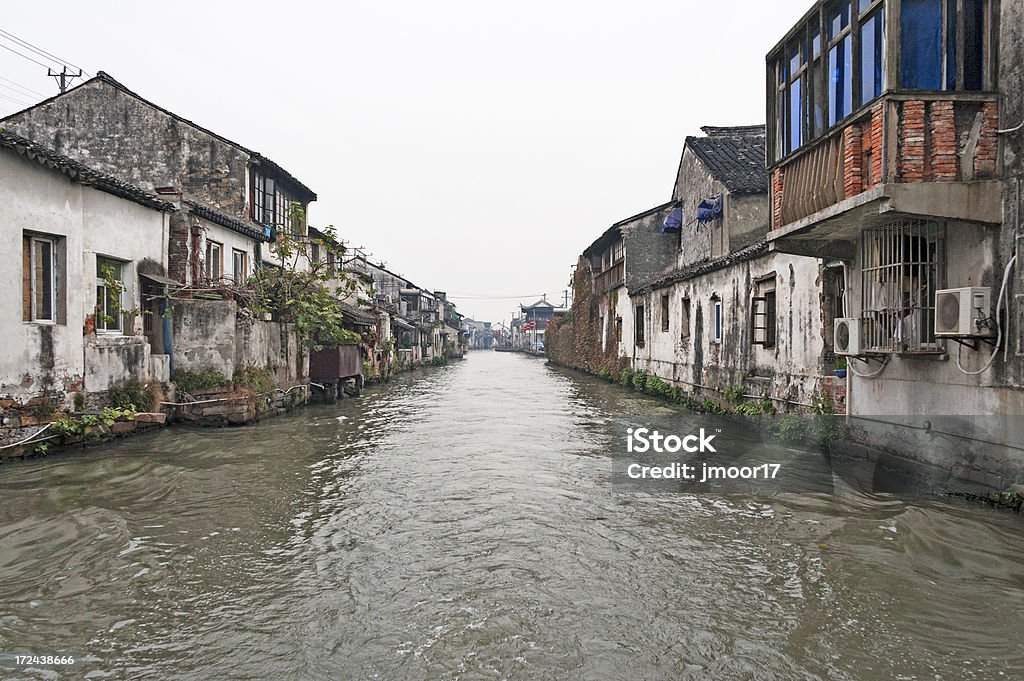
[860,219,944,353]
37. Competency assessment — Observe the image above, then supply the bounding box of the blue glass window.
[789,77,803,153]
[829,35,853,124]
[901,0,943,89]
[860,11,884,105]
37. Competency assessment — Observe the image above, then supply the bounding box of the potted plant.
[834,356,848,378]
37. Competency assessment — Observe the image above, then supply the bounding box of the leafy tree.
[250,203,361,350]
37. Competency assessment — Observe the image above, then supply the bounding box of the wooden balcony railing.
[593,260,624,292]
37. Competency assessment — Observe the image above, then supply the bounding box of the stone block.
[111,421,137,434]
[133,412,167,425]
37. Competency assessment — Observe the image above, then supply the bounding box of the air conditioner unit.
[935,287,993,337]
[834,318,862,356]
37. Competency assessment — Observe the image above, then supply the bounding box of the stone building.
[0,131,174,409]
[630,125,834,409]
[1,71,316,283]
[765,0,1024,478]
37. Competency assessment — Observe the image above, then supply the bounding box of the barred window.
[860,220,944,353]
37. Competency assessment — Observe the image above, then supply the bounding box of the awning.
[391,317,416,332]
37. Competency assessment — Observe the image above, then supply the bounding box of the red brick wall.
[867,103,884,188]
[929,100,958,180]
[842,124,864,197]
[899,101,927,181]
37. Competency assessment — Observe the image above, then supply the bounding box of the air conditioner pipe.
[956,255,1017,375]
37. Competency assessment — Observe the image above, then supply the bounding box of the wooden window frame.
[752,278,779,348]
[661,294,670,332]
[206,240,223,282]
[26,235,58,324]
[232,248,248,284]
[95,256,125,334]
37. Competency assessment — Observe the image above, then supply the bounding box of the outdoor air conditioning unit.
[935,287,993,337]
[834,318,862,356]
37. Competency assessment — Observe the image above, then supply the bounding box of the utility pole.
[562,289,569,309]
[48,66,82,94]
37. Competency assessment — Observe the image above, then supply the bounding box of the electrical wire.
[956,255,1017,375]
[0,74,44,97]
[847,355,890,378]
[0,41,49,69]
[0,28,89,76]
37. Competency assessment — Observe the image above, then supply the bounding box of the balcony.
[767,92,1001,258]
[593,260,624,293]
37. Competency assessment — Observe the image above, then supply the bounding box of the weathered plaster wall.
[0,151,169,404]
[195,217,260,283]
[727,193,771,252]
[632,252,827,408]
[3,78,251,218]
[673,148,721,268]
[171,299,306,387]
[621,207,678,291]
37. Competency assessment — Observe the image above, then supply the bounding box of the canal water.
[1,352,1023,680]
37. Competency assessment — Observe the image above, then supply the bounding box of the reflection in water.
[1,352,1022,680]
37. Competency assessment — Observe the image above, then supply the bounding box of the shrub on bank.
[173,368,228,394]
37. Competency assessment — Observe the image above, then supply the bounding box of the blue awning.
[661,206,683,232]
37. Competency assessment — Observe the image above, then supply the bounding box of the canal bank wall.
[0,353,460,463]
[546,356,1024,494]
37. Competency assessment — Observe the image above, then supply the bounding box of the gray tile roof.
[0,130,176,211]
[686,125,768,195]
[636,240,769,295]
[184,199,270,242]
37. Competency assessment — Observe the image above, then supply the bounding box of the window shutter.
[752,297,768,345]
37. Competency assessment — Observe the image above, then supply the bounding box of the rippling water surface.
[1,352,1023,680]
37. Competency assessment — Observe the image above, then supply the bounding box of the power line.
[0,41,50,69]
[0,82,36,101]
[0,28,89,76]
[0,74,44,97]
[0,91,31,106]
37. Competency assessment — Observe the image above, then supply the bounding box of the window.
[900,0,989,91]
[828,0,854,126]
[661,294,670,332]
[24,234,58,323]
[860,8,884,106]
[712,299,723,343]
[326,251,336,277]
[680,297,691,340]
[311,242,321,266]
[860,220,944,353]
[611,239,624,264]
[95,257,124,333]
[615,317,623,343]
[205,240,223,282]
[250,168,300,233]
[232,249,248,284]
[752,279,778,348]
[634,305,645,347]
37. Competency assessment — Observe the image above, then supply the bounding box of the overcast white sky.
[2,0,813,325]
